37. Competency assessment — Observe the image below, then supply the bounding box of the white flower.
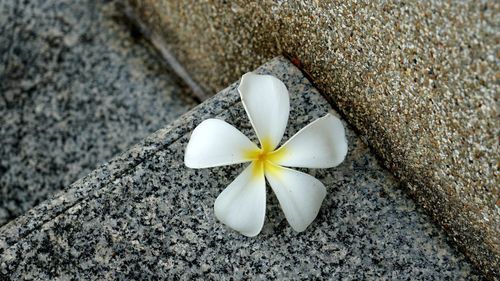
[184,73,348,237]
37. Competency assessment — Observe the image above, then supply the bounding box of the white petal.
[184,119,258,168]
[214,163,266,237]
[238,72,290,151]
[265,164,326,232]
[273,114,348,168]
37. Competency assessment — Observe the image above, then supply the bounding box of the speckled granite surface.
[125,1,499,278]
[0,0,197,225]
[0,58,482,280]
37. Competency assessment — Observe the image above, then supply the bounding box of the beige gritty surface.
[125,0,499,279]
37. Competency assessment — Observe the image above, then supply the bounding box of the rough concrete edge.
[120,2,208,101]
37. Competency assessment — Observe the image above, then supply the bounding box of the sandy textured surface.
[126,1,499,278]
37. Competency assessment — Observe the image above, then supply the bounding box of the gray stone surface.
[0,0,197,225]
[0,58,481,280]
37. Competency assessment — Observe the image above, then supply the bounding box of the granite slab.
[0,58,481,280]
[0,0,197,225]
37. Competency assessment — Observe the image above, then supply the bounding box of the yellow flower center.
[243,137,287,179]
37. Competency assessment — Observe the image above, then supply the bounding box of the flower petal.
[214,162,266,237]
[238,72,290,151]
[265,164,326,232]
[185,119,259,168]
[272,114,348,168]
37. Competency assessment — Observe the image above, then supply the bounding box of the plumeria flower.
[185,73,348,237]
